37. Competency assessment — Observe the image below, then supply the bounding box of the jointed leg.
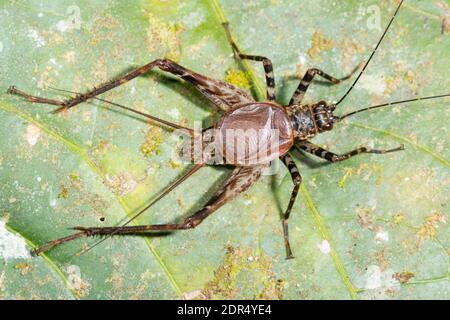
[289,63,362,105]
[297,140,404,163]
[223,22,276,101]
[280,154,302,259]
[33,165,267,255]
[9,58,253,113]
[75,165,266,233]
[9,60,164,112]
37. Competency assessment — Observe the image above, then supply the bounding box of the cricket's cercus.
[8,0,449,259]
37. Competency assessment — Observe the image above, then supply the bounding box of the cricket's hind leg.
[8,86,65,107]
[74,165,266,234]
[9,85,192,133]
[33,165,267,255]
[8,58,254,113]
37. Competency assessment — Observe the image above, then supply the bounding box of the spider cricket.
[8,0,449,259]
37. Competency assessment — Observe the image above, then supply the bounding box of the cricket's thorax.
[286,101,337,140]
[286,104,317,139]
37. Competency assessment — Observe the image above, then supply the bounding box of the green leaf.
[0,0,448,299]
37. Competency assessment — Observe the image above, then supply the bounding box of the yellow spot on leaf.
[15,263,31,276]
[141,127,162,157]
[70,172,79,182]
[202,246,283,300]
[338,168,353,188]
[58,185,69,199]
[416,212,447,244]
[224,68,251,89]
[307,30,334,61]
[392,213,405,224]
[145,12,184,61]
[169,159,182,169]
[393,271,414,284]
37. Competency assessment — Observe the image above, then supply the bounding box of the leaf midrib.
[208,0,359,299]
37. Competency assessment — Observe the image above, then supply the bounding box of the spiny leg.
[9,59,163,112]
[7,86,65,107]
[33,163,204,255]
[223,22,276,101]
[280,154,302,259]
[9,58,253,113]
[75,165,266,234]
[289,63,362,105]
[33,165,267,254]
[297,140,404,163]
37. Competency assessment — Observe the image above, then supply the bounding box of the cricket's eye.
[318,101,327,108]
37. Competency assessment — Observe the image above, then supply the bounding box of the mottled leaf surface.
[0,0,448,299]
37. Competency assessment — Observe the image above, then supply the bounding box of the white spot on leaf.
[181,11,205,28]
[361,265,400,299]
[166,108,180,120]
[27,29,46,47]
[318,240,331,254]
[56,20,69,33]
[24,124,41,146]
[365,265,382,289]
[104,173,138,195]
[358,74,386,95]
[367,265,399,288]
[65,265,91,297]
[182,289,205,300]
[298,54,307,65]
[375,230,389,243]
[0,221,31,260]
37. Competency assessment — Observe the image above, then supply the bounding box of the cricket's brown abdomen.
[216,102,294,166]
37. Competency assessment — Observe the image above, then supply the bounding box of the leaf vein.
[0,102,183,297]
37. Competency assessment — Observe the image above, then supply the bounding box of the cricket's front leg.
[297,140,404,163]
[33,165,267,255]
[289,63,362,106]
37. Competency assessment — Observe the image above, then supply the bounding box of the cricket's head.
[311,101,338,132]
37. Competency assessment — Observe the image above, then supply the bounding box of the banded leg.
[223,22,276,101]
[8,58,253,113]
[280,154,302,259]
[33,165,267,254]
[289,63,362,105]
[297,140,404,163]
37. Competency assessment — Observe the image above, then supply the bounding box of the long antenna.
[337,93,450,120]
[335,0,404,106]
[48,87,193,134]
